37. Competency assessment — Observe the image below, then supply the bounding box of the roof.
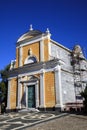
[17,30,43,42]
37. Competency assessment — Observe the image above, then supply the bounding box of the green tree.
[0,64,10,112]
[81,85,87,113]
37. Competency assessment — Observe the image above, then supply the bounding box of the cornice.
[8,59,60,77]
[16,33,51,48]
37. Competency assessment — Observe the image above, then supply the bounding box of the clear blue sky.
[0,0,87,70]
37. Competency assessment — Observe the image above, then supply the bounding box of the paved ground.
[0,111,87,130]
[0,111,65,130]
[26,114,87,130]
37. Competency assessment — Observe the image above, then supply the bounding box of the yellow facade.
[7,27,57,111]
[15,48,19,68]
[44,38,50,61]
[44,72,55,107]
[16,42,40,68]
[10,78,17,109]
[22,42,40,64]
[7,27,85,112]
[16,38,51,69]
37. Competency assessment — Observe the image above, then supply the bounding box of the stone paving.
[0,111,66,130]
[25,114,87,130]
[0,111,87,130]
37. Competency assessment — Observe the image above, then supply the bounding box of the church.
[6,25,87,112]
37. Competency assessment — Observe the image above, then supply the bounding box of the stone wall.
[50,42,73,73]
[61,71,75,104]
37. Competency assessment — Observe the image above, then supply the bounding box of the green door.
[28,85,35,108]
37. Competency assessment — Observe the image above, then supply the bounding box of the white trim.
[39,72,45,108]
[24,55,38,64]
[19,46,23,66]
[17,77,22,109]
[26,86,28,108]
[23,83,26,108]
[8,63,63,80]
[48,42,51,60]
[16,35,49,48]
[49,42,51,59]
[25,82,37,86]
[8,68,54,80]
[35,81,39,108]
[24,81,39,108]
[40,40,44,61]
[18,67,55,78]
[55,65,64,110]
[51,39,71,52]
[8,76,17,80]
[8,66,58,80]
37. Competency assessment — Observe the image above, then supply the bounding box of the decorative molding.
[54,65,61,72]
[16,34,50,48]
[8,59,67,80]
[24,55,38,65]
[8,59,59,77]
[23,81,39,108]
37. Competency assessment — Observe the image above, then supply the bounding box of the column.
[55,65,63,110]
[26,85,28,108]
[19,46,23,67]
[35,81,39,108]
[23,83,26,107]
[40,40,44,61]
[17,77,22,109]
[48,42,51,60]
[6,79,11,110]
[39,71,45,108]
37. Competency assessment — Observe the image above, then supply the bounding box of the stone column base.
[55,104,65,111]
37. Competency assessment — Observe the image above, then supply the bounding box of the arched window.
[24,56,37,64]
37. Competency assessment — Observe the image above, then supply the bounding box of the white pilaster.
[40,40,44,61]
[35,81,39,108]
[6,79,11,109]
[45,29,51,61]
[55,65,63,110]
[48,42,51,60]
[19,46,23,67]
[23,83,26,107]
[26,85,28,108]
[39,70,45,108]
[17,77,22,109]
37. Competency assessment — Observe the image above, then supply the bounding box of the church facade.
[6,25,87,111]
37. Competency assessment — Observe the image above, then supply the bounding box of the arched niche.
[24,56,37,64]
